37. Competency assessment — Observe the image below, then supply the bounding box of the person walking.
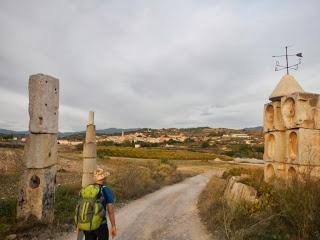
[82,168,117,240]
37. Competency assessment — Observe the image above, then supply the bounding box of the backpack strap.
[94,184,103,200]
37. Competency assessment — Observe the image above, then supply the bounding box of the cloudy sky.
[0,1,319,131]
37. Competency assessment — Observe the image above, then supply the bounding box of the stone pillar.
[82,111,97,187]
[17,74,59,222]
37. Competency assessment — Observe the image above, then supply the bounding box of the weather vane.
[272,46,303,74]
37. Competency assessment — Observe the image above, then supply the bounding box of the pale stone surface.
[224,176,257,206]
[23,133,57,168]
[17,166,56,222]
[281,92,320,129]
[82,172,94,187]
[269,74,304,101]
[88,111,94,125]
[5,234,17,240]
[285,128,320,165]
[29,74,59,133]
[264,101,284,132]
[276,162,286,179]
[83,143,97,158]
[83,157,96,173]
[263,131,286,162]
[85,125,96,143]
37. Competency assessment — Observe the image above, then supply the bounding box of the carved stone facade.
[17,74,59,222]
[264,74,320,182]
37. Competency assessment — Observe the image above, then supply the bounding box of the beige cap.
[94,168,110,182]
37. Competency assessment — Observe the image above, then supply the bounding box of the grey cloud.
[0,0,320,131]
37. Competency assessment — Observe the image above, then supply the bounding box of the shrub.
[200,169,320,240]
[55,185,80,223]
[224,144,263,159]
[222,167,264,182]
[0,199,16,237]
[201,141,210,148]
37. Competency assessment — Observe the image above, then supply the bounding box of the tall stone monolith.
[17,74,59,222]
[82,111,97,187]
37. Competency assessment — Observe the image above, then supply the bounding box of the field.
[96,145,225,160]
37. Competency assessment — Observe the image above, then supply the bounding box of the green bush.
[0,199,16,237]
[0,199,16,223]
[225,144,263,159]
[55,185,80,223]
[201,141,210,148]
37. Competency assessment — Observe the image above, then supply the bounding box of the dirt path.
[60,171,223,240]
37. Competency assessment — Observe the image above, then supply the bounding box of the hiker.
[76,168,117,240]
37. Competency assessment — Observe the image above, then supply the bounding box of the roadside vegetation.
[223,144,264,159]
[199,167,320,240]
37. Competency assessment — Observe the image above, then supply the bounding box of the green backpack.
[75,184,106,231]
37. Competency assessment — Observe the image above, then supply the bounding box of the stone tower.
[82,111,97,187]
[17,74,59,222]
[264,74,320,182]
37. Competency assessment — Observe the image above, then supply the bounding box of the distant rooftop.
[269,74,304,101]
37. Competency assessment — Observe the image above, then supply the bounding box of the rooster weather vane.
[272,46,303,74]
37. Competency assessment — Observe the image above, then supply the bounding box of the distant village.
[55,127,264,150]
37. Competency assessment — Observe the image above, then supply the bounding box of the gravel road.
[60,172,222,240]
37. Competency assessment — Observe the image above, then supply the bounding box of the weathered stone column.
[82,111,97,187]
[17,74,59,222]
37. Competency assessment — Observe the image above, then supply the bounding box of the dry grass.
[0,145,193,238]
[198,176,227,239]
[199,167,320,240]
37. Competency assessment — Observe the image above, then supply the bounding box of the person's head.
[94,168,109,185]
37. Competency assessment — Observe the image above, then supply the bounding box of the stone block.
[281,92,320,130]
[23,134,57,168]
[224,176,258,206]
[29,74,59,133]
[82,172,94,187]
[263,131,286,162]
[88,111,94,125]
[17,166,56,222]
[85,125,96,143]
[83,157,96,173]
[264,163,276,182]
[285,128,320,165]
[263,101,284,132]
[83,143,96,158]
